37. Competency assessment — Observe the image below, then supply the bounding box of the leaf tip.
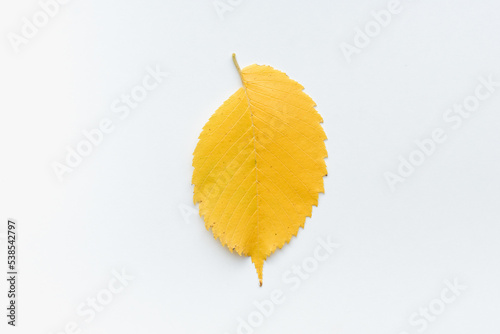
[252,255,264,287]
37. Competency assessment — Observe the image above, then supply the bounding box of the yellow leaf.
[192,54,327,286]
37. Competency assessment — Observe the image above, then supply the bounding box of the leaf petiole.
[232,53,245,86]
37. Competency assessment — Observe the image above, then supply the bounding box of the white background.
[1,0,500,333]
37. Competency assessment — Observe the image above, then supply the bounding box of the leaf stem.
[232,53,245,86]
